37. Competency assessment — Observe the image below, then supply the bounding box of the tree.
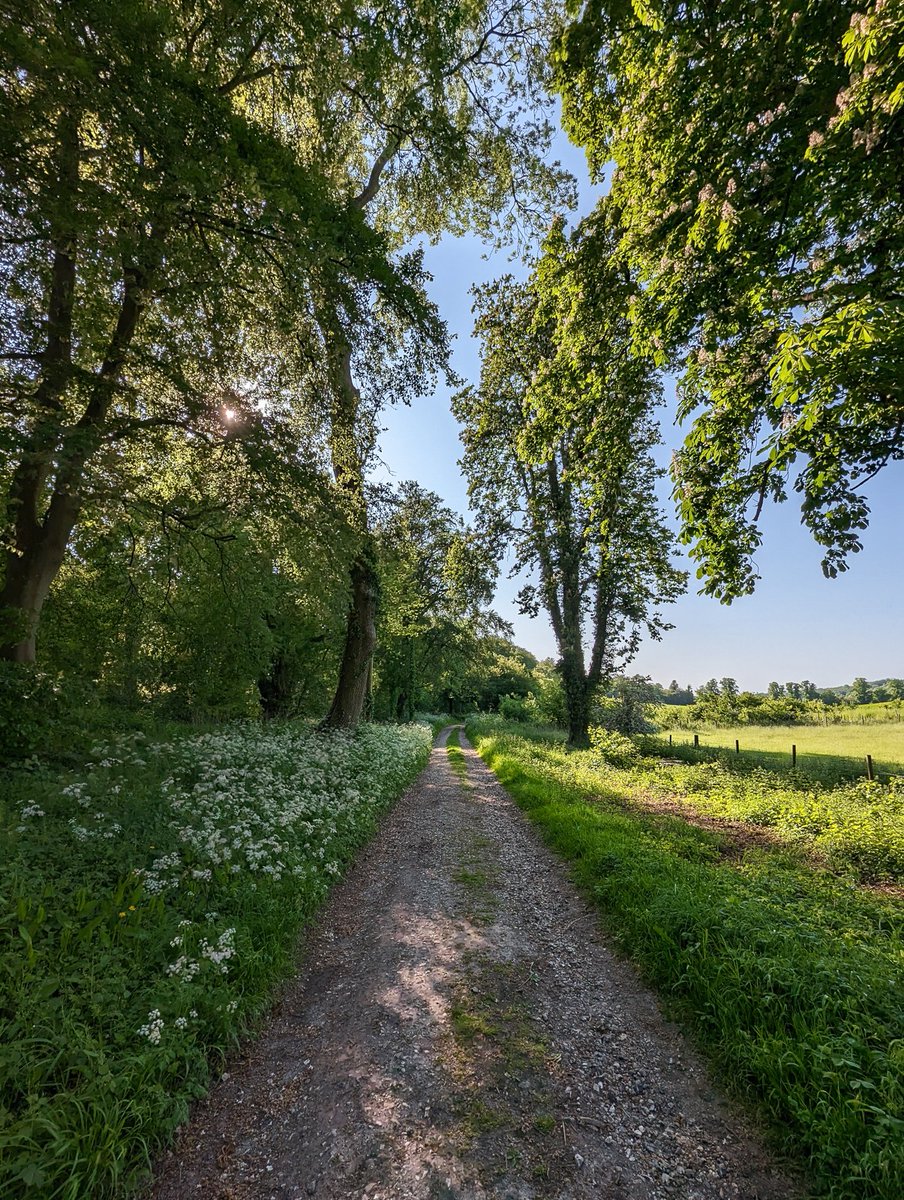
[604,674,658,735]
[785,682,802,700]
[371,481,500,720]
[767,682,785,698]
[454,211,685,747]
[306,0,571,727]
[0,0,430,662]
[720,677,739,699]
[699,679,721,698]
[463,639,538,715]
[553,1,904,599]
[38,418,353,721]
[848,676,872,705]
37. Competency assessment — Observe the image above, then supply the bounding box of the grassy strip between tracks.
[469,722,904,1200]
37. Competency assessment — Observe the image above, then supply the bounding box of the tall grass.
[469,722,904,1200]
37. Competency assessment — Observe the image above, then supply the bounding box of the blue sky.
[373,134,903,694]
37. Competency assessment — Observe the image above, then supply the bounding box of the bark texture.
[322,551,378,729]
[321,338,377,729]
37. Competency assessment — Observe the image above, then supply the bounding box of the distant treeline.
[652,676,904,707]
[653,677,904,729]
[485,672,904,735]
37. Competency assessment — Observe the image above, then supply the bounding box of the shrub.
[597,675,657,734]
[524,671,567,727]
[588,726,641,767]
[0,665,105,766]
[499,693,532,722]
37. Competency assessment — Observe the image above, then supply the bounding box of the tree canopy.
[553,0,904,598]
[0,0,439,660]
[454,209,685,746]
[0,0,569,749]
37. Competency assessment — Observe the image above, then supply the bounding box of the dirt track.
[152,728,798,1200]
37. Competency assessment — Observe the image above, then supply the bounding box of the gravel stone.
[150,728,799,1200]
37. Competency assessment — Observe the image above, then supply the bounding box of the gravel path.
[151,728,798,1200]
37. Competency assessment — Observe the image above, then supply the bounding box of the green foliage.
[499,693,532,722]
[1,0,445,658]
[523,662,568,728]
[371,481,504,720]
[470,722,904,1199]
[587,726,640,768]
[662,691,812,728]
[553,1,904,597]
[1,0,569,681]
[0,721,431,1197]
[467,641,539,714]
[415,712,455,738]
[0,666,201,768]
[454,206,685,745]
[660,694,904,731]
[28,428,353,725]
[0,665,78,764]
[597,674,658,734]
[636,753,904,883]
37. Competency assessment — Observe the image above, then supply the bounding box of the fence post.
[866,754,874,781]
[792,744,797,768]
[669,733,672,747]
[694,734,699,749]
[735,739,740,754]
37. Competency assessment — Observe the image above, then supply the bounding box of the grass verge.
[0,721,431,1198]
[469,722,904,1200]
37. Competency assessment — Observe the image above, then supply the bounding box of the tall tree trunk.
[0,204,166,662]
[561,653,590,749]
[321,336,377,730]
[323,549,377,728]
[559,538,591,749]
[0,489,82,662]
[318,133,402,727]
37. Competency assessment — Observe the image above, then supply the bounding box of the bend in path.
[152,726,798,1200]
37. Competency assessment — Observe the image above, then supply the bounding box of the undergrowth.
[0,721,431,1198]
[474,716,904,883]
[469,722,904,1200]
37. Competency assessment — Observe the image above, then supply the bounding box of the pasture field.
[659,721,904,783]
[833,701,904,724]
[469,720,904,1200]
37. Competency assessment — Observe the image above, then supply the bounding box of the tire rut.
[150,726,799,1200]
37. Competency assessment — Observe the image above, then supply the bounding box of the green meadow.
[659,721,904,783]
